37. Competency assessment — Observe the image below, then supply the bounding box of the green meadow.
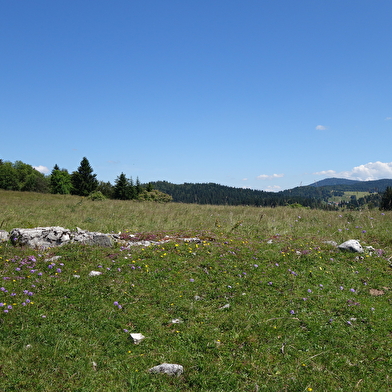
[1,190,391,391]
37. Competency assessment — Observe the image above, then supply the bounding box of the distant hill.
[308,178,360,187]
[150,181,330,209]
[150,178,392,209]
[307,178,392,192]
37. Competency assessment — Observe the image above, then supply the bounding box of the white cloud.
[265,185,281,192]
[385,117,392,121]
[33,165,50,174]
[314,161,392,181]
[313,169,337,176]
[315,125,327,131]
[257,173,284,180]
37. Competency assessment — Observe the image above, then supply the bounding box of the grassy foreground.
[1,191,392,391]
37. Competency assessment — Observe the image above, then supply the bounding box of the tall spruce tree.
[113,173,132,200]
[71,157,98,196]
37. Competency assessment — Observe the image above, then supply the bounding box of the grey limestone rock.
[148,363,184,376]
[0,230,9,242]
[338,239,364,253]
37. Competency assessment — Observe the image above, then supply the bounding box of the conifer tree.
[71,157,98,196]
[380,187,392,210]
[113,173,132,200]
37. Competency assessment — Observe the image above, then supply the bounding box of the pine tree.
[113,173,132,200]
[380,187,392,210]
[71,157,98,196]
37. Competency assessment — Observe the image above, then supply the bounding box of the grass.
[0,190,392,391]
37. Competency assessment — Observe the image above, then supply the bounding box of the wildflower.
[56,268,62,273]
[319,284,323,288]
[123,329,129,333]
[7,305,12,310]
[268,282,273,285]
[347,321,352,325]
[307,289,312,293]
[253,264,258,268]
[290,310,295,315]
[275,263,279,267]
[10,293,16,297]
[339,286,344,290]
[113,301,119,306]
[350,288,356,293]
[189,278,195,282]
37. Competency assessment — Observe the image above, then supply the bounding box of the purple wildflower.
[350,288,356,293]
[189,278,195,282]
[290,310,295,315]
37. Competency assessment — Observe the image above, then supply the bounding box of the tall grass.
[0,190,391,391]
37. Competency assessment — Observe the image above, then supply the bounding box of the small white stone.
[171,318,183,324]
[130,333,145,344]
[88,271,102,277]
[149,363,183,376]
[219,303,230,310]
[73,275,80,278]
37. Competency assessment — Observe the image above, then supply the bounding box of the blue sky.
[1,1,391,191]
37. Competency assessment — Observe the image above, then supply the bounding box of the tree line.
[2,157,392,210]
[0,157,172,202]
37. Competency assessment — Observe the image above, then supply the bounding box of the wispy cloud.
[313,169,337,176]
[265,185,281,192]
[315,125,327,131]
[314,161,392,181]
[33,165,50,174]
[257,173,284,180]
[385,117,392,121]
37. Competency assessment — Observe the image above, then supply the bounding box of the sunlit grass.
[0,190,391,391]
